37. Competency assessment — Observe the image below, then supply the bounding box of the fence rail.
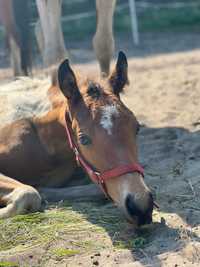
[61,3,128,23]
[137,1,200,9]
[61,0,200,8]
[54,1,200,23]
[1,1,200,34]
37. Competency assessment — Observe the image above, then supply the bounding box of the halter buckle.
[74,147,79,156]
[73,147,81,165]
[94,171,104,184]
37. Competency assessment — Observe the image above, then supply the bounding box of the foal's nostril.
[125,194,153,226]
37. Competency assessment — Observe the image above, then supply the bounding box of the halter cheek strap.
[65,112,144,198]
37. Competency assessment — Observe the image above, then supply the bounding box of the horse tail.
[12,0,32,75]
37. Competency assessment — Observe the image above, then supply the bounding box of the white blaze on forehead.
[100,104,119,135]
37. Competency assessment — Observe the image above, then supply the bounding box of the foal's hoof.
[14,186,42,214]
[0,186,42,219]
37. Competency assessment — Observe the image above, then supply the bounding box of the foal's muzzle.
[125,193,153,226]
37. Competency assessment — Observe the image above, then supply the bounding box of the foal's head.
[58,52,153,227]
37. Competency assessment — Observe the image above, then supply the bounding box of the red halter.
[65,112,144,198]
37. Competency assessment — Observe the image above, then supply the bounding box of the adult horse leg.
[36,0,67,66]
[9,36,22,76]
[35,19,45,64]
[12,0,32,76]
[93,0,116,77]
[0,0,26,76]
[0,174,41,219]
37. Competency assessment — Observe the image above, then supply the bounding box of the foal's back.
[0,77,76,187]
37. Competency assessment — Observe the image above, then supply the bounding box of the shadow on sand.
[59,124,200,266]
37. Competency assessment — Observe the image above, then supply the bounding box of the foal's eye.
[79,134,92,146]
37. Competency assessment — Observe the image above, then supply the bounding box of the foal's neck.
[34,106,72,159]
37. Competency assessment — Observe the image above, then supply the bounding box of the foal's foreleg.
[0,174,41,219]
[38,184,105,202]
[93,0,116,76]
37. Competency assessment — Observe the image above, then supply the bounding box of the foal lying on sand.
[0,52,154,227]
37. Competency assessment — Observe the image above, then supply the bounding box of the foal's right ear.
[109,51,129,96]
[58,59,81,103]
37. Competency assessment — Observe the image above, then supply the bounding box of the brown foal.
[0,52,153,227]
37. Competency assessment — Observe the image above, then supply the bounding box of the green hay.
[53,248,80,258]
[0,202,126,253]
[0,201,156,262]
[114,237,146,250]
[0,262,19,267]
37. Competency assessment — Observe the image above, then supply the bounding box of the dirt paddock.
[0,33,200,266]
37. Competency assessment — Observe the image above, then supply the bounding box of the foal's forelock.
[81,83,122,136]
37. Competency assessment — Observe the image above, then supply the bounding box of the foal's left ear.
[58,59,82,103]
[109,51,129,96]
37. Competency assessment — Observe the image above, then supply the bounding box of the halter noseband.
[65,112,144,198]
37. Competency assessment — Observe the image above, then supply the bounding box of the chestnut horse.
[0,52,154,227]
[0,0,31,76]
[0,0,115,77]
[35,0,116,76]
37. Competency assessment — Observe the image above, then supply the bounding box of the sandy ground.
[69,49,200,267]
[0,33,200,266]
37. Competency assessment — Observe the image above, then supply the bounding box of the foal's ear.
[58,59,81,103]
[109,51,129,96]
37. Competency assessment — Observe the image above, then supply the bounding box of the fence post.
[128,0,139,45]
